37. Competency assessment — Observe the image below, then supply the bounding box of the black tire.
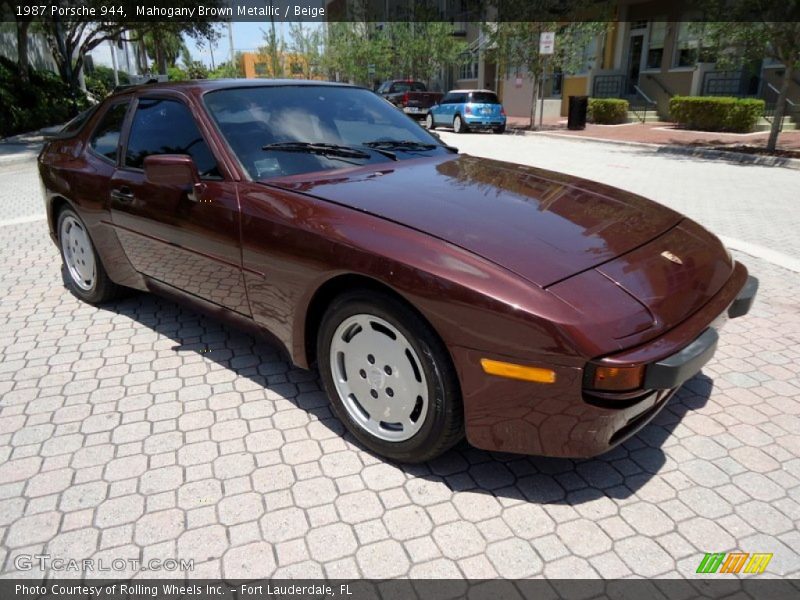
[425,113,435,130]
[493,124,506,134]
[317,290,464,463]
[453,114,468,134]
[57,207,123,304]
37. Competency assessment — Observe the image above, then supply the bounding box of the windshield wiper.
[262,142,372,160]
[364,140,438,151]
[262,141,397,162]
[365,140,458,154]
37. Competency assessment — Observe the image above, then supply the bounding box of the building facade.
[454,0,800,121]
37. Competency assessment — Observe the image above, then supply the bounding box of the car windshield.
[204,85,448,179]
[392,81,426,92]
[469,92,499,104]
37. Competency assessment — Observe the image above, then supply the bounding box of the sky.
[185,21,322,69]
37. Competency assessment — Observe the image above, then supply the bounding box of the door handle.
[110,187,135,203]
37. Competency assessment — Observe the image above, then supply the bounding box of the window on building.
[89,101,129,162]
[645,21,667,69]
[125,98,220,178]
[673,21,715,67]
[458,59,478,80]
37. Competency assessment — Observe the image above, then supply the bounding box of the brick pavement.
[505,116,800,152]
[1,154,799,580]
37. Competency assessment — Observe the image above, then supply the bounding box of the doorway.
[626,33,645,94]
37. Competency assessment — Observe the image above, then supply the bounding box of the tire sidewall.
[317,293,454,462]
[425,113,434,129]
[57,208,102,303]
[453,115,463,133]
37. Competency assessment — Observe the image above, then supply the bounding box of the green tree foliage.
[287,23,323,79]
[697,1,800,150]
[259,21,285,78]
[35,0,226,93]
[322,22,466,86]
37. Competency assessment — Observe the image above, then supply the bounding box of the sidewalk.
[0,125,63,164]
[506,116,800,154]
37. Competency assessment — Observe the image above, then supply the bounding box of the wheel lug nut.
[384,366,392,375]
[370,389,378,398]
[386,388,394,397]
[367,354,375,364]
[359,369,366,379]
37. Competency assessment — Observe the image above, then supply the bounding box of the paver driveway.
[1,139,799,580]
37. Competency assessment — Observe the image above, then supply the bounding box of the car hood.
[264,154,683,287]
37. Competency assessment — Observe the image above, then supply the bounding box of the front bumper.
[460,272,758,458]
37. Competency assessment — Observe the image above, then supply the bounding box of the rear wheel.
[317,290,463,463]
[493,124,506,134]
[425,113,435,130]
[57,207,123,304]
[453,114,468,134]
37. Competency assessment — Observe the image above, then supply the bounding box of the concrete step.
[753,118,798,132]
[626,111,662,123]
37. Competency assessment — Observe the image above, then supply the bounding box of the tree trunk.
[156,40,167,75]
[529,74,539,130]
[767,64,794,152]
[17,20,30,82]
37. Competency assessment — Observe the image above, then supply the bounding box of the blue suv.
[426,89,507,134]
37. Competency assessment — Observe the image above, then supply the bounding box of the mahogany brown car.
[38,79,758,463]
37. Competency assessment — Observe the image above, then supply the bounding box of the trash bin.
[567,95,588,130]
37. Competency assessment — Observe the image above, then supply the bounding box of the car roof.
[446,89,497,94]
[111,78,357,99]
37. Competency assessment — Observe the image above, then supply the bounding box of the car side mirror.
[144,154,200,188]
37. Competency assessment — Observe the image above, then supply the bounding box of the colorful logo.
[696,552,773,574]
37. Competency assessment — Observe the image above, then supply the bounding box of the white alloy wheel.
[329,313,428,442]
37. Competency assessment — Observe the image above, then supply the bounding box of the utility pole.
[109,38,119,87]
[227,22,235,75]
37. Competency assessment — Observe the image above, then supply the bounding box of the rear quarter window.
[89,102,129,162]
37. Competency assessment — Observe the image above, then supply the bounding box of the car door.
[432,94,450,125]
[109,93,250,316]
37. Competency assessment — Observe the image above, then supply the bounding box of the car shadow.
[102,290,713,506]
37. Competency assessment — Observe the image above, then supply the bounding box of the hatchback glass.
[204,85,448,179]
[469,92,500,104]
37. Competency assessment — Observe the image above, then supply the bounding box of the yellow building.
[239,52,323,80]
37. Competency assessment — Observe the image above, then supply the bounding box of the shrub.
[85,65,130,99]
[588,98,629,124]
[669,96,764,132]
[0,56,89,137]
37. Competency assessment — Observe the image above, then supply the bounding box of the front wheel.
[453,114,468,134]
[317,290,463,463]
[425,113,435,130]
[58,207,123,304]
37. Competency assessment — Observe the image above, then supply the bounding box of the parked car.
[427,89,507,133]
[39,80,757,463]
[377,79,443,119]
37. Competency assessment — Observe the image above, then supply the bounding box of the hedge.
[0,56,89,137]
[85,65,130,99]
[669,96,764,133]
[588,98,629,124]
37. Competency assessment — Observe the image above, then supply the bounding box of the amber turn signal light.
[591,365,645,391]
[480,359,557,384]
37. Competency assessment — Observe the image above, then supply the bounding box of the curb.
[519,130,800,171]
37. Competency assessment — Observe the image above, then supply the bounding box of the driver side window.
[125,98,221,179]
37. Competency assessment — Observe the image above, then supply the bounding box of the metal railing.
[762,82,799,130]
[630,85,658,123]
[592,74,626,98]
[702,70,749,97]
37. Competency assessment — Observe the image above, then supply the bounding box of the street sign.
[539,31,555,55]
[367,64,375,77]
